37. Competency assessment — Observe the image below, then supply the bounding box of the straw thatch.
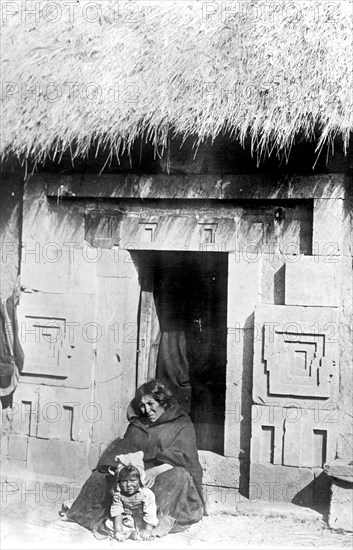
[1,0,352,162]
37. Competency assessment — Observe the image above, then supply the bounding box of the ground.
[1,476,352,550]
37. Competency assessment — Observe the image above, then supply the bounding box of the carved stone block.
[285,257,339,307]
[250,405,338,469]
[263,322,335,398]
[253,305,339,406]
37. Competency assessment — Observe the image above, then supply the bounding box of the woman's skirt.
[64,466,203,536]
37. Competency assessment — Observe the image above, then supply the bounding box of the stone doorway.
[135,250,228,454]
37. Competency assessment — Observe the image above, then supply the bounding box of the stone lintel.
[40,173,346,200]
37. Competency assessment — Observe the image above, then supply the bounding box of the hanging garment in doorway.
[154,276,192,413]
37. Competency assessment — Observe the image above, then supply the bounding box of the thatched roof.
[1,0,352,162]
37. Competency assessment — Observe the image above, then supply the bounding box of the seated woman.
[64,379,204,537]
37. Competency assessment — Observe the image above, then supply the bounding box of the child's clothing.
[110,485,158,533]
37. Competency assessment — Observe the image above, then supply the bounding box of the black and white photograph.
[1,1,352,548]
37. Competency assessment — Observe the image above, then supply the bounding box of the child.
[109,464,158,542]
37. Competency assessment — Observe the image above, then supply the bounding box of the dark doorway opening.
[137,251,228,455]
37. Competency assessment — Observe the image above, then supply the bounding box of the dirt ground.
[1,484,352,550]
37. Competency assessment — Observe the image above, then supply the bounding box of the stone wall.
[337,176,353,463]
[1,147,352,514]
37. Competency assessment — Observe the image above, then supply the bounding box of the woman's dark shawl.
[66,403,204,531]
[100,403,203,498]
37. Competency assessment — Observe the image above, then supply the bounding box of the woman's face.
[140,394,165,423]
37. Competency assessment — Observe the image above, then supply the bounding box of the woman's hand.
[144,468,158,488]
[144,464,174,488]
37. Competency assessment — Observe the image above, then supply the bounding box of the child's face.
[119,474,140,495]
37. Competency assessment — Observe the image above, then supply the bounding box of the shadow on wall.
[30,134,352,176]
[274,264,285,305]
[239,312,255,499]
[292,471,331,520]
[0,156,24,299]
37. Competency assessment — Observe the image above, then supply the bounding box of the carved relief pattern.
[263,323,335,398]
